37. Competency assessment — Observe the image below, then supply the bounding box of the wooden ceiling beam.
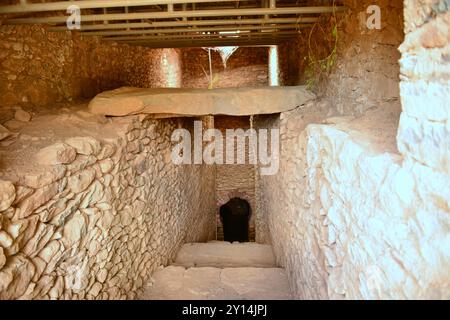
[5,6,346,25]
[48,17,319,32]
[0,0,242,14]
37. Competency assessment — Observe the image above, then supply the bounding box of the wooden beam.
[82,23,310,37]
[105,31,299,42]
[125,38,291,48]
[5,6,347,25]
[48,17,319,32]
[0,0,242,14]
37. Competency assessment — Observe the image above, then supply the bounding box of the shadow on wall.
[220,198,251,243]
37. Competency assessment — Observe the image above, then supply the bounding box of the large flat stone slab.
[88,86,315,117]
[173,242,276,268]
[139,266,293,300]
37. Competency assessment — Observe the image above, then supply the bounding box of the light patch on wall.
[269,45,280,86]
[161,49,181,87]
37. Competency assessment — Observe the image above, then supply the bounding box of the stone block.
[400,80,450,122]
[397,113,449,172]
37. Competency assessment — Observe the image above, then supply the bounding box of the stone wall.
[397,1,449,174]
[255,0,449,300]
[181,47,268,89]
[0,25,182,122]
[254,102,330,299]
[323,0,403,115]
[278,0,404,115]
[256,98,449,299]
[214,116,256,242]
[0,106,215,299]
[303,119,449,299]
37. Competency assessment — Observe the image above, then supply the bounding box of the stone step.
[140,266,292,300]
[172,242,277,268]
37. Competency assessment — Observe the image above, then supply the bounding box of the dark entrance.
[220,198,251,242]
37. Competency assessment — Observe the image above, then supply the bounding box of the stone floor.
[173,241,276,268]
[139,242,293,300]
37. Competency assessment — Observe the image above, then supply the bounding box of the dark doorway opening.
[220,198,251,242]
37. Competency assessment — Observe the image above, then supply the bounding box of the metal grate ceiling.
[0,1,346,48]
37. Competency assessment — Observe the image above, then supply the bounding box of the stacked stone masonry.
[397,1,450,173]
[0,0,449,301]
[256,99,449,299]
[215,116,257,242]
[278,0,404,116]
[255,0,450,300]
[0,24,182,123]
[0,107,215,299]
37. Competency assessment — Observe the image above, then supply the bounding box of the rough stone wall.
[214,116,256,242]
[397,1,449,174]
[255,0,450,299]
[256,98,449,299]
[278,37,305,86]
[0,25,182,122]
[254,101,330,299]
[303,121,449,299]
[181,47,268,89]
[323,0,403,115]
[278,0,404,115]
[0,107,215,299]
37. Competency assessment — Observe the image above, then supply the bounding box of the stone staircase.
[139,241,293,300]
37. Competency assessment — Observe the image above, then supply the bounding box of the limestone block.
[97,249,108,262]
[403,0,443,33]
[89,86,316,117]
[397,113,449,172]
[400,81,450,122]
[66,155,97,174]
[66,137,101,156]
[96,268,108,283]
[80,180,104,208]
[49,276,64,299]
[38,240,61,263]
[131,200,145,219]
[0,247,5,269]
[410,160,450,215]
[15,181,61,219]
[401,10,450,50]
[48,192,82,227]
[33,275,55,299]
[62,211,87,247]
[127,129,140,142]
[0,255,36,300]
[97,143,117,160]
[14,108,32,122]
[96,213,114,233]
[31,256,47,282]
[21,222,55,257]
[21,165,66,189]
[89,282,102,297]
[35,143,77,165]
[13,186,33,206]
[98,159,114,174]
[0,179,15,211]
[68,168,96,193]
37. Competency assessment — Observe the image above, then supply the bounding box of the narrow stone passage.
[0,0,448,302]
[139,242,292,300]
